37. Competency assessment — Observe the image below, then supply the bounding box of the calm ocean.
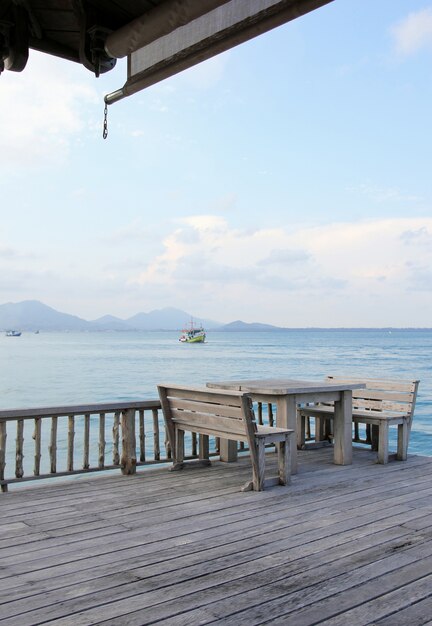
[1,329,431,456]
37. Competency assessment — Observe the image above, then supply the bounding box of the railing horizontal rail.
[0,400,159,420]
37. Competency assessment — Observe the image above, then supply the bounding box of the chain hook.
[103,100,108,139]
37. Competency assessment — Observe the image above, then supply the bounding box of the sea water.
[1,329,431,462]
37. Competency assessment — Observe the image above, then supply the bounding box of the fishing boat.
[179,319,206,343]
[5,330,21,337]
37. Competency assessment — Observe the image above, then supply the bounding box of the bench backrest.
[326,376,419,422]
[157,384,257,443]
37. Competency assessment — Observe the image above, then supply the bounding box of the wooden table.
[206,378,365,474]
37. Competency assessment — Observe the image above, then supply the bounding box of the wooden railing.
[0,399,276,492]
[0,400,176,492]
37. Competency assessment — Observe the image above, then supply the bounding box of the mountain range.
[0,300,280,332]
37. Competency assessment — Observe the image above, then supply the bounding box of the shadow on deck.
[1,447,432,625]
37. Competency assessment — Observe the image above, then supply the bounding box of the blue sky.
[1,0,432,326]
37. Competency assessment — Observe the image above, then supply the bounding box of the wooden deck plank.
[1,449,432,625]
[3,470,432,576]
[374,597,432,625]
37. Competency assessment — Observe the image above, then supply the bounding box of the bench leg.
[249,440,265,491]
[377,422,389,464]
[171,428,185,471]
[297,411,306,448]
[324,418,333,442]
[397,422,409,461]
[371,425,379,451]
[199,434,211,467]
[278,436,291,486]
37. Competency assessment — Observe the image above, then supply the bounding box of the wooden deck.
[1,448,432,625]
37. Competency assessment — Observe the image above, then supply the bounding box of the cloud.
[405,263,432,292]
[3,213,432,325]
[121,214,432,324]
[0,52,98,167]
[391,8,432,56]
[0,245,37,260]
[101,219,156,244]
[347,183,421,204]
[400,226,432,245]
[258,248,310,266]
[0,246,19,259]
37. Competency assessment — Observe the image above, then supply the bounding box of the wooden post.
[139,409,145,462]
[0,421,7,493]
[191,431,197,456]
[67,415,75,471]
[83,413,90,469]
[112,412,120,465]
[268,403,274,427]
[152,408,160,461]
[257,402,263,425]
[397,422,409,461]
[277,395,298,474]
[278,438,291,486]
[199,434,210,462]
[175,428,185,465]
[16,419,24,479]
[98,413,105,469]
[371,425,379,451]
[219,439,238,463]
[49,416,58,473]
[165,426,171,459]
[255,439,266,491]
[121,408,136,475]
[333,390,353,466]
[33,417,42,476]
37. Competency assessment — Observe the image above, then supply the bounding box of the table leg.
[333,390,353,465]
[276,395,298,475]
[219,439,238,463]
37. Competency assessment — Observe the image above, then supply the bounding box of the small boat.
[6,330,21,337]
[179,319,206,343]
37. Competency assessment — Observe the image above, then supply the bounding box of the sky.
[1,0,432,327]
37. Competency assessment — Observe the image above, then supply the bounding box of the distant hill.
[0,300,93,331]
[91,315,134,330]
[125,307,220,330]
[217,320,284,331]
[0,300,220,331]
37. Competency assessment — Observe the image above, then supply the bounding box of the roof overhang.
[1,1,333,98]
[105,0,334,104]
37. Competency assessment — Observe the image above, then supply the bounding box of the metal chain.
[103,101,108,139]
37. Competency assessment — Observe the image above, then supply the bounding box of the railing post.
[15,419,24,479]
[83,413,90,469]
[98,413,106,469]
[49,416,58,474]
[152,408,160,461]
[121,409,136,475]
[113,412,120,465]
[33,417,42,476]
[67,415,75,471]
[0,422,7,492]
[139,409,145,462]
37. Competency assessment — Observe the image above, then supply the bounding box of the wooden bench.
[297,376,420,464]
[158,384,294,491]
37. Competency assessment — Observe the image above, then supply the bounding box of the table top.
[206,378,365,396]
